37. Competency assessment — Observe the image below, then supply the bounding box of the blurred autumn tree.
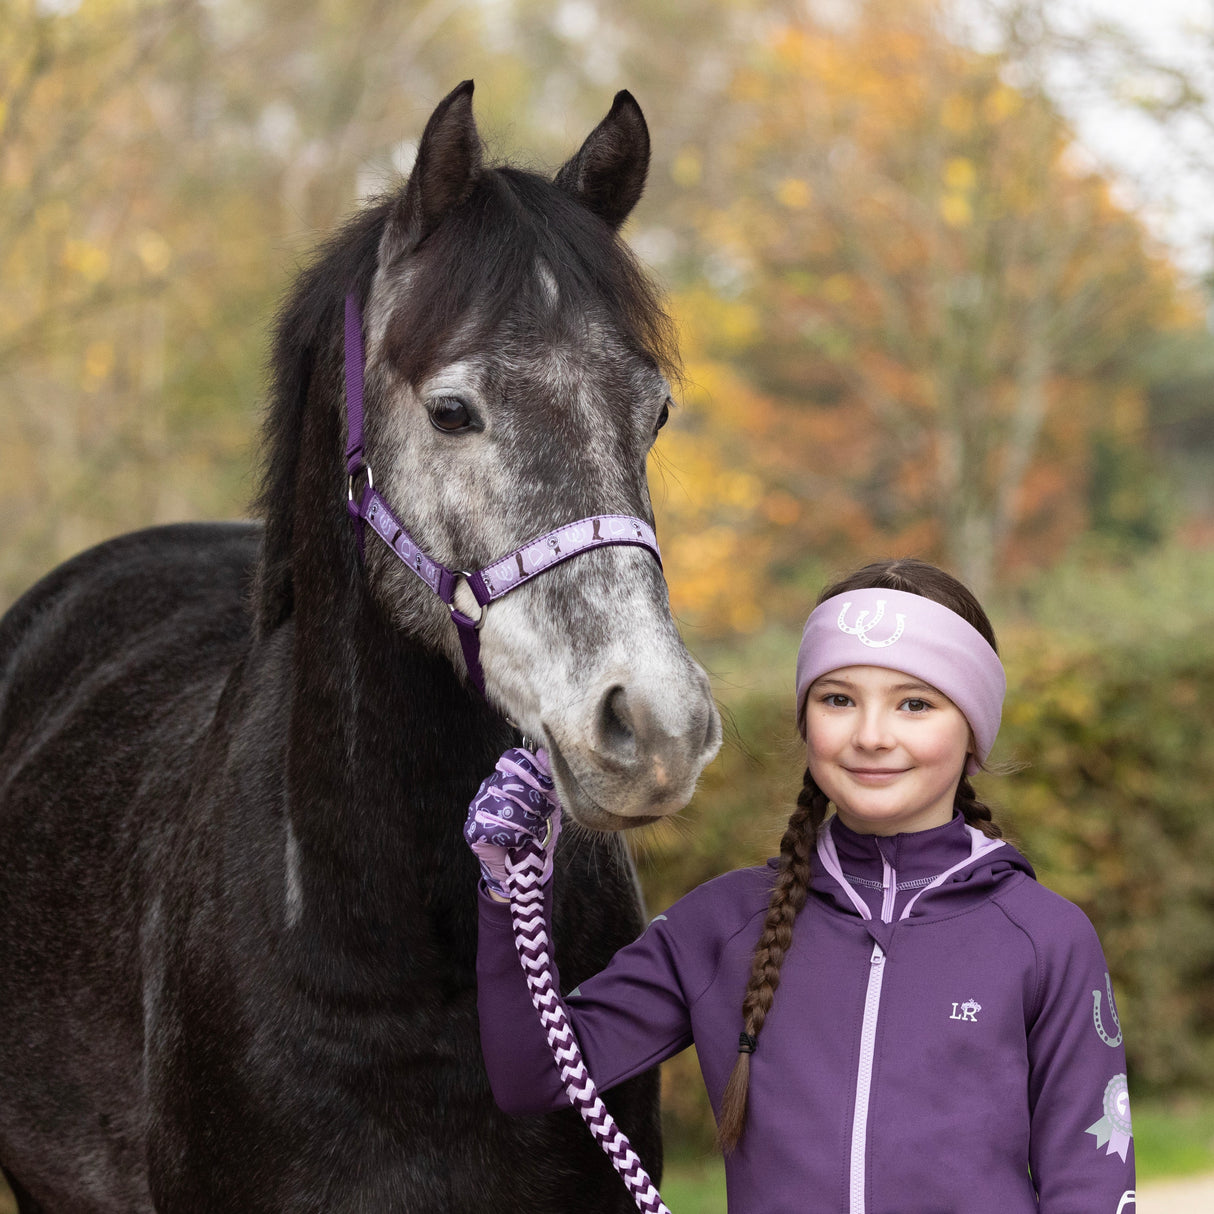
[0,0,600,603]
[3,0,1197,625]
[1025,0,1214,547]
[1,0,194,592]
[648,0,1197,635]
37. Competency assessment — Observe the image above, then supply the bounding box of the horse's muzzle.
[542,672,722,830]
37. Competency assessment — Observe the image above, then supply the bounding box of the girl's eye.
[655,397,672,433]
[824,693,852,708]
[429,397,473,433]
[903,698,930,713]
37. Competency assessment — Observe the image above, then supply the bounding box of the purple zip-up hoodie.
[477,813,1135,1213]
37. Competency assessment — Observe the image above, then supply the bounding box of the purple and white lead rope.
[502,839,672,1214]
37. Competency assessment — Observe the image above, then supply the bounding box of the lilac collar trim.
[817,828,874,921]
[815,821,1005,923]
[896,828,1005,920]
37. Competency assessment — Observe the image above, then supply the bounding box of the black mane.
[253,201,387,633]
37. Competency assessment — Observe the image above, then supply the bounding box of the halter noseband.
[342,294,662,697]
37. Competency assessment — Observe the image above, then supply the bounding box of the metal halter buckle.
[347,463,374,502]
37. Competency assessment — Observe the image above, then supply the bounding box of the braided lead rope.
[504,839,672,1214]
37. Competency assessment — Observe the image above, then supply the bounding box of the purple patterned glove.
[465,747,562,897]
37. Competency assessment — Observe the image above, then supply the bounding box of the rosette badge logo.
[1086,1074,1132,1162]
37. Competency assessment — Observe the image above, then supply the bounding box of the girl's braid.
[716,768,828,1153]
[955,774,1002,839]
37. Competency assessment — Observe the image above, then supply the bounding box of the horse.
[0,81,721,1213]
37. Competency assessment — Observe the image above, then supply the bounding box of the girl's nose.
[853,708,895,751]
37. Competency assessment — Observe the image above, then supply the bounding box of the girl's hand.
[464,747,563,898]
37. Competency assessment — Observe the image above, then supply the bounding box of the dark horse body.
[0,84,720,1212]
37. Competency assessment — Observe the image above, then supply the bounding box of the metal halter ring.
[347,463,374,502]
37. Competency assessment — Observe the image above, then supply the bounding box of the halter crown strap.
[341,293,662,699]
[343,294,366,476]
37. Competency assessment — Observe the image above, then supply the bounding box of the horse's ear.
[379,80,483,267]
[555,90,650,230]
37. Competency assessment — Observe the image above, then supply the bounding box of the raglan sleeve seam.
[686,896,769,1011]
[991,892,1046,1024]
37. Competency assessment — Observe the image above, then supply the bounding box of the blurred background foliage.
[2,0,1213,1175]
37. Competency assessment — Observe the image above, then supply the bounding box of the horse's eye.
[655,397,672,433]
[429,397,473,433]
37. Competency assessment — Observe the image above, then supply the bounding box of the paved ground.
[1138,1171,1214,1212]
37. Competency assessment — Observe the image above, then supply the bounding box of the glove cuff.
[478,877,511,903]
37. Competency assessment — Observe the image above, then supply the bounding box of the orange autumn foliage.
[653,0,1196,633]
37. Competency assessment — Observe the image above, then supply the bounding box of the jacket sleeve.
[1025,899,1135,1212]
[476,884,701,1116]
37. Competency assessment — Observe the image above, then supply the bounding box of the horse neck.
[277,387,513,971]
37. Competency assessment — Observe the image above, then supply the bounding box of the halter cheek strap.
[342,293,662,698]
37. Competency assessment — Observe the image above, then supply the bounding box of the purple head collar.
[795,588,1006,774]
[342,294,662,698]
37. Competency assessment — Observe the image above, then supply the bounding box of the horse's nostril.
[596,684,636,759]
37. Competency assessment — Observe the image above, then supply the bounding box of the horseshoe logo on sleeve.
[1092,972,1122,1048]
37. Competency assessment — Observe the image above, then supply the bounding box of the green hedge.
[997,627,1214,1091]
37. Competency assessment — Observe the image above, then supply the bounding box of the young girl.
[466,558,1134,1213]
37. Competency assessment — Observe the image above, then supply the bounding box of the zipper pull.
[880,854,897,923]
[870,942,885,965]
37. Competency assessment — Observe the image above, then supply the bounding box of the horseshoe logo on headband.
[837,599,906,648]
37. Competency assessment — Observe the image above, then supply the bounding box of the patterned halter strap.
[503,837,673,1214]
[342,293,662,697]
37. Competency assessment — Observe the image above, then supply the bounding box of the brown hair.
[716,557,1002,1153]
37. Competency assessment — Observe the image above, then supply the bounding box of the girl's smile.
[804,664,972,835]
[844,766,911,781]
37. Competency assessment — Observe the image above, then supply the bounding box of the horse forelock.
[377,168,679,386]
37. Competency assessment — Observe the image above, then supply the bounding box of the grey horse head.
[358,82,721,827]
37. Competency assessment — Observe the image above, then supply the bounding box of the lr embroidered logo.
[949,998,981,1022]
[836,599,906,648]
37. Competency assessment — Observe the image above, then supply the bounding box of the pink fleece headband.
[795,588,1006,775]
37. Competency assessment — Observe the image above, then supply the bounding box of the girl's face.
[804,665,971,836]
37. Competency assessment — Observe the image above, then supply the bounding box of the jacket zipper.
[850,940,886,1214]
